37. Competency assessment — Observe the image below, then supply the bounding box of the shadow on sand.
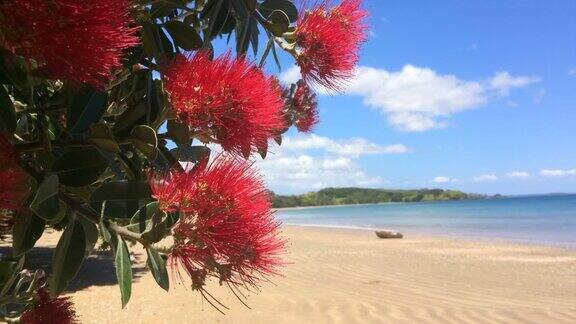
[0,246,147,292]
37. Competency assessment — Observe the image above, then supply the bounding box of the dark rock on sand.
[375,230,403,239]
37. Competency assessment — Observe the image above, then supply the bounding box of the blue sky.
[240,1,576,195]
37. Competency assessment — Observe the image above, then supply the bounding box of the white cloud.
[472,174,499,182]
[506,171,530,179]
[257,152,384,192]
[489,72,540,96]
[281,134,411,156]
[278,65,301,84]
[346,66,540,131]
[280,65,540,132]
[252,134,407,193]
[540,169,576,178]
[432,176,456,184]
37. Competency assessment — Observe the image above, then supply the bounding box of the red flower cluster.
[150,156,285,308]
[0,135,28,210]
[0,0,139,88]
[296,0,368,90]
[292,81,319,132]
[20,289,78,324]
[164,53,285,157]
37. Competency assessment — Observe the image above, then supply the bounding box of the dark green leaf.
[49,216,86,296]
[30,175,60,221]
[91,199,137,219]
[141,22,163,60]
[151,2,176,18]
[259,0,298,23]
[164,20,203,51]
[146,247,169,291]
[12,209,45,257]
[0,257,23,288]
[51,147,109,187]
[91,181,152,202]
[0,84,16,132]
[257,140,268,159]
[274,134,282,146]
[249,16,259,56]
[130,125,158,161]
[89,123,121,153]
[115,236,132,308]
[169,145,210,163]
[0,49,28,87]
[67,86,108,134]
[167,119,191,145]
[266,10,290,37]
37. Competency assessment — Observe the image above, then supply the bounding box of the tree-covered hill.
[271,187,484,208]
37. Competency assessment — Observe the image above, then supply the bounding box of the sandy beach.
[9,226,576,323]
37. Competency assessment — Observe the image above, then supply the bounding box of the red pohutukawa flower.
[0,0,139,88]
[296,0,368,90]
[164,53,285,158]
[157,156,285,310]
[0,135,28,210]
[20,289,78,324]
[293,81,319,132]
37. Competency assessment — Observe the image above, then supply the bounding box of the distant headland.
[271,187,489,208]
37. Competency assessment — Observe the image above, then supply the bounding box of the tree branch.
[59,192,149,245]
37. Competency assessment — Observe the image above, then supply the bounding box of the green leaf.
[12,209,45,257]
[259,0,298,23]
[266,10,290,37]
[99,207,112,243]
[30,175,60,221]
[141,22,162,60]
[0,49,28,87]
[49,216,86,296]
[129,202,160,226]
[91,181,152,202]
[141,210,168,244]
[115,236,132,308]
[130,125,158,161]
[67,86,108,134]
[51,147,109,187]
[89,123,121,153]
[0,257,23,288]
[151,2,176,18]
[127,202,169,244]
[45,200,68,226]
[169,145,210,163]
[167,119,191,145]
[91,200,134,219]
[164,20,203,51]
[78,216,99,256]
[0,84,16,132]
[146,247,169,292]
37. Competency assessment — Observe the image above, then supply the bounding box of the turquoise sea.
[276,194,576,247]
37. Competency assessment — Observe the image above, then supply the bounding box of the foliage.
[271,187,483,208]
[0,0,368,321]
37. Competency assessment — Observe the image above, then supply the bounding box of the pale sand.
[13,226,576,323]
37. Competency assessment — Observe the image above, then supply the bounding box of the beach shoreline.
[11,225,575,323]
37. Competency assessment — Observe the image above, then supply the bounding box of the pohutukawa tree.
[0,0,367,322]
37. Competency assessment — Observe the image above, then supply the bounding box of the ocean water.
[276,194,576,247]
